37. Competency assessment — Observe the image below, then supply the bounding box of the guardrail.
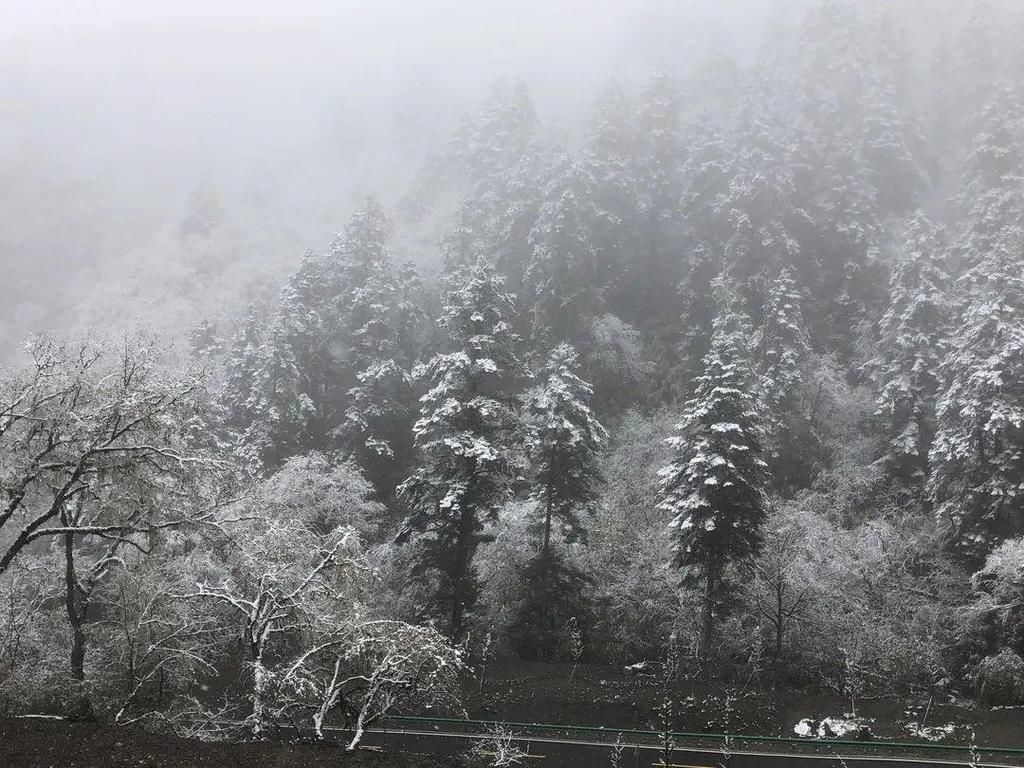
[384,714,1024,758]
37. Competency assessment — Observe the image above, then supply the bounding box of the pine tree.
[631,75,685,339]
[929,233,1024,563]
[870,214,950,484]
[861,79,928,215]
[243,251,333,470]
[752,268,812,493]
[510,345,607,659]
[718,111,805,317]
[188,319,224,360]
[658,299,769,659]
[794,133,885,355]
[525,344,608,554]
[333,203,424,495]
[582,84,641,320]
[524,156,604,348]
[677,118,733,388]
[955,90,1024,272]
[398,260,527,639]
[753,268,811,418]
[223,304,265,434]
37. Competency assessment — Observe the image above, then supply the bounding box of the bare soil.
[465,660,1024,750]
[0,716,465,768]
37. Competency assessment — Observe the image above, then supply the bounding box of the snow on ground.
[794,715,874,739]
[903,722,958,741]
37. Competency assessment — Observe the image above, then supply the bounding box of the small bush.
[977,649,1024,706]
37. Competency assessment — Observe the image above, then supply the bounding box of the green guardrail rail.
[384,714,1024,758]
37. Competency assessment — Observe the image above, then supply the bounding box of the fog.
[0,1,793,353]
[0,0,1005,356]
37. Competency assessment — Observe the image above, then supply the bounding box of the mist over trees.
[6,0,1024,742]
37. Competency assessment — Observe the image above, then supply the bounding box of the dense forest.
[5,0,1024,746]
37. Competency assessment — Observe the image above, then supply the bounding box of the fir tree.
[398,260,527,639]
[658,299,769,659]
[222,304,265,435]
[752,267,811,493]
[243,252,332,470]
[955,90,1024,272]
[753,267,811,418]
[333,203,424,496]
[929,233,1024,563]
[524,156,604,348]
[870,214,950,484]
[677,118,733,389]
[524,343,608,554]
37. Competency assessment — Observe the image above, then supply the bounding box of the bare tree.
[278,620,464,748]
[0,336,213,714]
[471,724,530,766]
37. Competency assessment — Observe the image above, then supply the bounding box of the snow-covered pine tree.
[242,251,333,471]
[794,132,885,356]
[524,155,605,348]
[718,110,805,317]
[333,202,423,496]
[222,304,265,436]
[525,343,609,553]
[511,344,607,660]
[954,89,1024,273]
[870,213,950,484]
[929,231,1024,563]
[398,259,527,639]
[752,267,811,492]
[581,84,641,320]
[630,75,685,337]
[753,267,811,418]
[658,292,769,659]
[861,79,929,216]
[677,118,733,390]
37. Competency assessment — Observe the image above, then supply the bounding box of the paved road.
[353,727,1023,768]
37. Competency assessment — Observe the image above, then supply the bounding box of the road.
[353,727,1024,768]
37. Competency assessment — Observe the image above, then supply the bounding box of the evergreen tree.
[752,268,811,493]
[188,319,224,361]
[658,298,769,658]
[582,84,641,321]
[753,268,811,417]
[333,202,424,496]
[955,90,1024,272]
[870,214,950,484]
[524,344,608,554]
[511,345,607,659]
[398,260,527,639]
[677,118,733,389]
[632,75,685,344]
[524,156,604,348]
[861,79,928,215]
[223,304,265,436]
[235,251,336,472]
[929,234,1024,563]
[718,111,805,317]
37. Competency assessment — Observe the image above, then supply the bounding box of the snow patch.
[904,722,957,742]
[794,715,874,739]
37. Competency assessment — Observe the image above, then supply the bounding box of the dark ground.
[5,660,1024,767]
[465,660,1024,750]
[0,717,466,768]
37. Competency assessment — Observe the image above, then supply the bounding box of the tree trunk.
[543,478,553,557]
[699,562,721,668]
[449,504,475,641]
[775,583,784,660]
[252,657,268,739]
[63,532,92,719]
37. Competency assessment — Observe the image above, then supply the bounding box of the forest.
[3,0,1024,756]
